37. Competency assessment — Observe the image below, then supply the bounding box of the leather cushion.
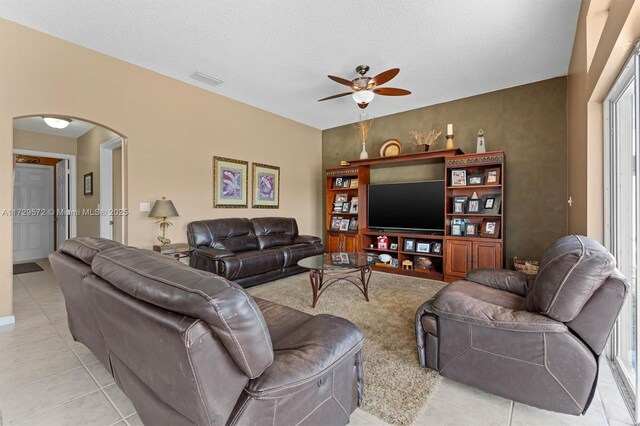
[281,243,324,267]
[58,237,124,265]
[91,246,274,378]
[255,298,312,343]
[251,217,298,249]
[220,248,286,280]
[525,235,616,322]
[187,219,259,252]
[429,281,567,333]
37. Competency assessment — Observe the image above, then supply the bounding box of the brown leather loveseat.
[416,235,628,415]
[50,237,364,426]
[188,217,323,287]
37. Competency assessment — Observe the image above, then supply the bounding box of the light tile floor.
[0,259,635,426]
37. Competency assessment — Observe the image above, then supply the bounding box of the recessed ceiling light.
[43,117,71,129]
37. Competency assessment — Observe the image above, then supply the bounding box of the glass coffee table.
[298,252,377,308]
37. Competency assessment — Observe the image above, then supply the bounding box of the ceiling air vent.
[190,71,223,86]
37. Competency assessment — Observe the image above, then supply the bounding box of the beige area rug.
[247,271,446,425]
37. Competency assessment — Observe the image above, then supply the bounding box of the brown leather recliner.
[50,237,364,426]
[416,235,629,415]
[188,217,324,287]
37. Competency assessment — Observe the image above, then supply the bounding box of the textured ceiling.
[0,1,580,130]
[14,116,95,138]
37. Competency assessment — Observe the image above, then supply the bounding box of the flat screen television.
[367,180,445,232]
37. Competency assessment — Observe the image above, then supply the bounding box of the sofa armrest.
[245,314,364,397]
[466,268,531,297]
[194,246,235,260]
[430,286,566,333]
[293,234,322,245]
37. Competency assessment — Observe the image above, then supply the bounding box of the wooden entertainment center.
[325,149,504,282]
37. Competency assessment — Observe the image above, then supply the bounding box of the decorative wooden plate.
[380,139,402,157]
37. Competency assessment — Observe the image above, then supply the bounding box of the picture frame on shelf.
[348,217,358,231]
[339,218,350,231]
[480,194,501,214]
[390,243,398,250]
[403,239,416,252]
[467,174,484,185]
[465,223,478,236]
[467,199,481,213]
[377,236,389,250]
[349,197,359,213]
[451,169,467,186]
[330,216,341,231]
[335,193,348,203]
[342,178,351,188]
[390,258,399,268]
[451,223,463,236]
[481,219,501,238]
[342,201,351,212]
[333,177,343,188]
[252,163,280,208]
[485,168,501,185]
[416,242,431,253]
[431,242,442,254]
[349,178,359,189]
[453,196,468,213]
[213,156,248,208]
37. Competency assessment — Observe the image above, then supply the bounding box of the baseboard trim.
[0,316,16,327]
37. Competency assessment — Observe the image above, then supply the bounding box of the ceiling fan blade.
[371,68,400,86]
[373,87,411,96]
[318,92,353,102]
[328,75,354,87]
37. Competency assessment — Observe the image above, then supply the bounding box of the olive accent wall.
[322,77,568,265]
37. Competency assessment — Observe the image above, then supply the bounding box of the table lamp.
[149,197,179,245]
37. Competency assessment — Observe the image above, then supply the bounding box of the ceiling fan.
[318,65,411,109]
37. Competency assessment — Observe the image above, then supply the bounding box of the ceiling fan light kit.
[319,65,411,110]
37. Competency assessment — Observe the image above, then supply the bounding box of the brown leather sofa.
[416,235,628,415]
[50,237,364,426]
[188,217,323,287]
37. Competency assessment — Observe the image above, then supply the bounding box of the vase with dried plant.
[354,118,373,159]
[409,129,442,152]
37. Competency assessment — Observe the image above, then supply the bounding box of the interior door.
[13,164,54,261]
[55,159,68,249]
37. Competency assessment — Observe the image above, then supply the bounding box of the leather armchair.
[416,235,629,415]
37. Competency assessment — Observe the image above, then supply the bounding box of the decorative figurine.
[476,129,486,153]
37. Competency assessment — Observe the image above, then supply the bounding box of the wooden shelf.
[328,187,359,192]
[446,213,501,217]
[445,236,503,242]
[330,212,358,215]
[347,148,463,167]
[364,247,398,254]
[447,184,501,189]
[327,230,359,234]
[361,230,445,239]
[372,265,444,281]
[400,251,443,257]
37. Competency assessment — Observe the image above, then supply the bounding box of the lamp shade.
[352,90,375,104]
[149,197,179,218]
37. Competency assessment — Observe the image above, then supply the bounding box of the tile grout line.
[15,269,129,423]
[10,389,103,425]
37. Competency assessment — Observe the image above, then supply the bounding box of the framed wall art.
[83,172,93,196]
[252,163,280,208]
[213,157,248,208]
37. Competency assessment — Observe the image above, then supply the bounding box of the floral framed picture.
[252,163,280,208]
[213,156,248,208]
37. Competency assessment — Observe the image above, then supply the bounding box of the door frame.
[99,136,124,241]
[13,149,77,239]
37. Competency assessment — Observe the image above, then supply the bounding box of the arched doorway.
[12,115,127,262]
